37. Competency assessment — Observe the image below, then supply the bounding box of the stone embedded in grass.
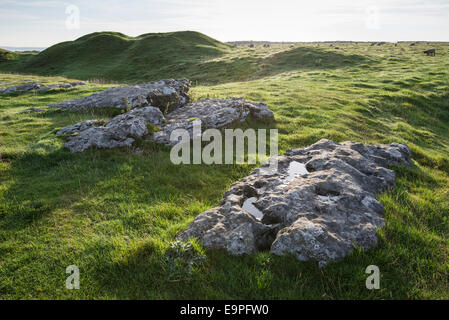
[24,107,46,113]
[57,96,275,152]
[152,98,275,146]
[1,81,86,95]
[177,139,412,267]
[0,82,41,94]
[58,106,164,153]
[47,79,190,112]
[38,81,86,92]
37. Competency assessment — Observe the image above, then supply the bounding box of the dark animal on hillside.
[248,44,254,48]
[410,43,416,46]
[423,49,436,56]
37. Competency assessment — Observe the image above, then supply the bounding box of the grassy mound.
[0,31,231,83]
[0,31,373,85]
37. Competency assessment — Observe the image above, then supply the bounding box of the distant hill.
[0,46,46,52]
[0,31,231,83]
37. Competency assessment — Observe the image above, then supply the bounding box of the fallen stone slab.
[177,139,412,267]
[57,97,275,152]
[152,98,274,145]
[38,81,86,92]
[57,107,164,153]
[47,79,190,112]
[0,82,41,94]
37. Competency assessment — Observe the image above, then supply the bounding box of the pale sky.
[1,0,449,47]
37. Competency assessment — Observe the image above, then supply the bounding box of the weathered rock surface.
[57,107,164,153]
[0,82,41,94]
[58,97,274,152]
[177,139,412,267]
[56,120,103,135]
[38,81,86,91]
[47,79,190,112]
[152,98,274,145]
[0,81,85,94]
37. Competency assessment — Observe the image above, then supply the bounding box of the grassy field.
[0,35,448,299]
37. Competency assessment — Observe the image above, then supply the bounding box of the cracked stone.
[177,139,412,267]
[57,106,164,153]
[47,79,190,112]
[151,97,274,146]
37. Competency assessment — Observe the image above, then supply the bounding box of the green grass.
[0,31,373,85]
[0,38,448,299]
[0,49,20,63]
[0,31,231,84]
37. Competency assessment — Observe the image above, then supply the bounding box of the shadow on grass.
[78,165,444,300]
[196,46,373,85]
[1,80,448,297]
[2,45,374,86]
[84,216,425,299]
[0,133,257,231]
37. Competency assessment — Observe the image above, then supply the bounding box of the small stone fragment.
[24,107,46,113]
[0,82,41,94]
[38,81,86,91]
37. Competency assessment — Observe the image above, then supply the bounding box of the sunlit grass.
[0,41,448,299]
